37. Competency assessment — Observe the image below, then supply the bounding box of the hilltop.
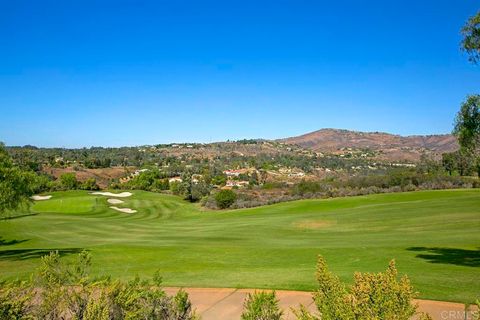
[280,128,458,161]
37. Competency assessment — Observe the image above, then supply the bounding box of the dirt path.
[164,287,474,320]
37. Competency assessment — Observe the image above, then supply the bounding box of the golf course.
[0,189,479,303]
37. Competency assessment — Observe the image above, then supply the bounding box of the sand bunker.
[91,192,132,198]
[109,206,137,214]
[107,198,124,204]
[31,195,52,201]
[110,206,137,213]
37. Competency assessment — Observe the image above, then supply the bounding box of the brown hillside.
[280,129,458,161]
[42,166,134,188]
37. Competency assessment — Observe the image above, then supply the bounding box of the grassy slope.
[0,189,478,303]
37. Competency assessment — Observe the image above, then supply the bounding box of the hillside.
[280,128,458,161]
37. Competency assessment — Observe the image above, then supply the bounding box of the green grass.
[0,189,479,303]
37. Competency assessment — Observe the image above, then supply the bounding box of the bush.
[215,189,237,209]
[293,255,431,320]
[80,178,100,190]
[59,172,79,190]
[241,291,283,320]
[0,280,33,319]
[0,251,198,320]
[292,180,322,195]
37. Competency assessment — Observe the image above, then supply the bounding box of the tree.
[462,10,480,64]
[215,189,237,209]
[453,95,480,152]
[0,143,35,215]
[59,173,79,190]
[442,152,457,175]
[190,181,211,202]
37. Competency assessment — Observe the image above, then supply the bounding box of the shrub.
[0,250,198,320]
[0,280,34,319]
[59,173,79,190]
[292,180,322,195]
[241,291,283,320]
[190,181,211,202]
[80,178,100,190]
[215,189,237,209]
[293,255,431,320]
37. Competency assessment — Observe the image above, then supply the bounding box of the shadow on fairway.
[1,213,39,221]
[0,248,84,261]
[407,247,480,267]
[0,237,29,246]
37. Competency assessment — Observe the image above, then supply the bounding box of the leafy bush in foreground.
[0,251,198,320]
[293,256,432,320]
[241,291,283,320]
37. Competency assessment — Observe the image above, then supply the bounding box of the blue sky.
[0,0,479,147]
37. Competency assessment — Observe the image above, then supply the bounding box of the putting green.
[0,189,479,303]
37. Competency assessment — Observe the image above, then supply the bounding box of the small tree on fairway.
[215,189,237,209]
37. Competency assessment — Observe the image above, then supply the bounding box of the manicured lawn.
[0,189,479,303]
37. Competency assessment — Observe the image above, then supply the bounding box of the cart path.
[164,287,476,320]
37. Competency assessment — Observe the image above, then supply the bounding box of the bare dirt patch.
[42,166,135,188]
[293,219,336,230]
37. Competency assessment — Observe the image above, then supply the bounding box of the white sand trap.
[109,206,137,214]
[107,198,124,204]
[31,195,52,201]
[91,192,133,198]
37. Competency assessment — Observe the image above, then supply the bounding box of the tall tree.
[462,10,480,64]
[453,95,480,152]
[0,143,35,215]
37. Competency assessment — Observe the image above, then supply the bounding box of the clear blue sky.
[1,0,479,147]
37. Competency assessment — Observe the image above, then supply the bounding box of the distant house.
[134,168,149,176]
[120,168,149,184]
[288,172,305,178]
[169,177,182,183]
[191,174,203,184]
[226,180,249,188]
[223,169,248,177]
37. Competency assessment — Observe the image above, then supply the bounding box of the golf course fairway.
[0,189,478,303]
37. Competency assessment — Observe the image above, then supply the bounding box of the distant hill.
[279,128,458,161]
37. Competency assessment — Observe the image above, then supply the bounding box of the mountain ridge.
[279,128,458,161]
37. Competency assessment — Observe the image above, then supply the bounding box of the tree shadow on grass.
[0,248,84,261]
[1,213,38,221]
[407,247,480,267]
[0,237,29,246]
